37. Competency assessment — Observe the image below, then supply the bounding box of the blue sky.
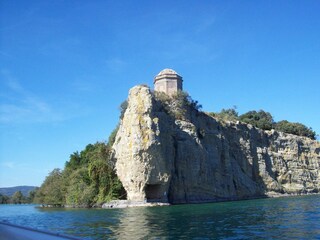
[1,1,319,188]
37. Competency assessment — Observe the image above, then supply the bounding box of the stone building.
[154,68,183,95]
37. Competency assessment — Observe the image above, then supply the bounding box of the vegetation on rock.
[13,86,316,207]
[239,110,274,130]
[119,100,128,119]
[34,168,65,206]
[275,120,316,140]
[208,106,239,122]
[34,130,126,207]
[155,90,202,120]
[209,107,316,140]
[32,100,129,208]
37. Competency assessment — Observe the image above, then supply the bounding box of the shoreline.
[36,192,320,209]
[101,192,320,209]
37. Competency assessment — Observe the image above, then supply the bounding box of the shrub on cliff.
[275,120,316,140]
[107,125,119,148]
[239,110,274,130]
[201,102,318,140]
[209,107,239,122]
[154,90,202,120]
[119,100,128,119]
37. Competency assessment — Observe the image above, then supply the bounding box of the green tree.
[35,168,66,206]
[27,188,38,203]
[0,194,10,204]
[65,151,81,171]
[64,141,126,206]
[11,191,24,204]
[65,144,95,171]
[239,110,274,130]
[87,142,126,203]
[35,117,127,207]
[65,167,95,206]
[275,120,316,139]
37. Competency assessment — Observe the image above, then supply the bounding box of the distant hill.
[0,186,37,197]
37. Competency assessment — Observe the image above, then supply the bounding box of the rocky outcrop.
[112,85,320,204]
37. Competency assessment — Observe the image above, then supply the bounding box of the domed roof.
[154,68,182,83]
[157,68,179,76]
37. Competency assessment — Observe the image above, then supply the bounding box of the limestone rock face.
[113,86,174,202]
[113,85,320,203]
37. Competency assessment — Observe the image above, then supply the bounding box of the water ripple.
[1,195,320,239]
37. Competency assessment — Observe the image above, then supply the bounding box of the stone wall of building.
[154,69,182,95]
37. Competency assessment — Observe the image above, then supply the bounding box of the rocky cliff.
[112,85,320,204]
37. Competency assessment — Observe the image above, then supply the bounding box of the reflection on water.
[1,195,320,239]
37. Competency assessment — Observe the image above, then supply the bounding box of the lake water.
[1,195,320,239]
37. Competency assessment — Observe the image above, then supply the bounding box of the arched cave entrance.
[145,184,163,202]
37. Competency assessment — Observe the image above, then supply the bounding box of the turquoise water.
[1,195,320,239]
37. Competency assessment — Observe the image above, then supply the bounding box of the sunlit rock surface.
[112,85,320,204]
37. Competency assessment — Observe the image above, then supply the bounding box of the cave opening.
[145,184,163,202]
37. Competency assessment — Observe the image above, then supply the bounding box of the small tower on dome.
[154,68,183,96]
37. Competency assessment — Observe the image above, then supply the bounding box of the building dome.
[154,68,182,83]
[157,68,179,76]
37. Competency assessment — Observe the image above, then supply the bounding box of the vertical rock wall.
[113,85,320,204]
[113,86,174,202]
